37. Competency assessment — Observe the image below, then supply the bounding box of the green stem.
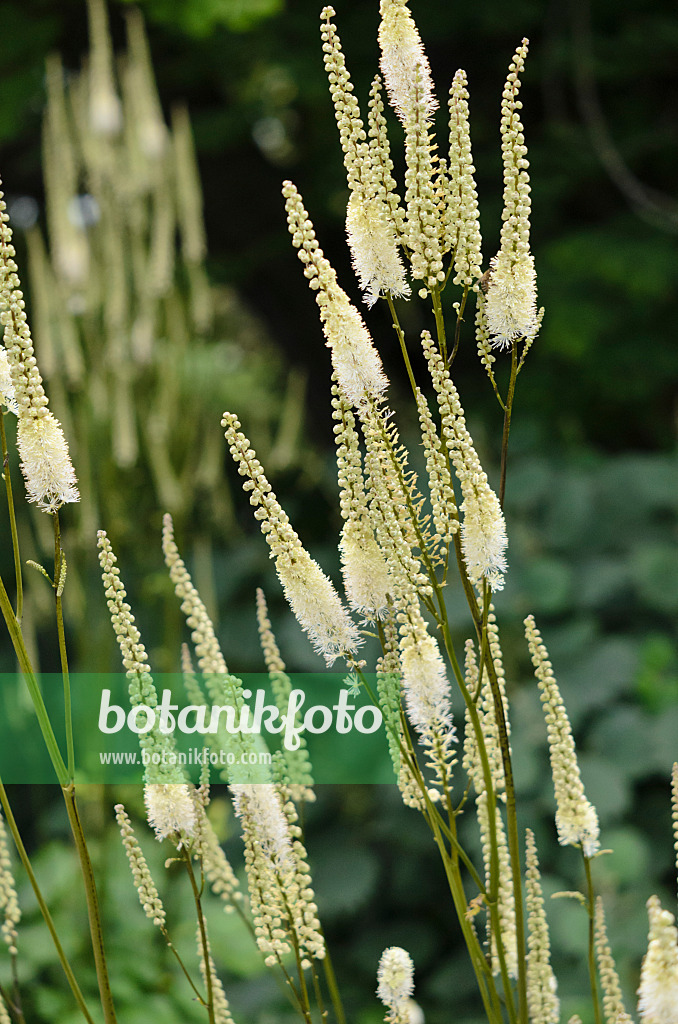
[394,716,502,1020]
[61,784,118,1024]
[0,572,68,785]
[386,294,417,399]
[359,662,485,892]
[9,946,27,1024]
[273,953,309,1024]
[499,342,518,509]
[428,801,503,1023]
[480,606,528,1023]
[431,287,448,365]
[479,610,528,1024]
[163,929,207,1006]
[281,890,313,1023]
[0,413,22,623]
[319,937,346,1024]
[0,781,96,1024]
[430,269,526,1018]
[449,287,469,365]
[230,900,301,1014]
[310,960,328,1023]
[0,980,24,1024]
[183,849,216,1024]
[584,855,603,1024]
[446,541,528,1021]
[54,514,75,782]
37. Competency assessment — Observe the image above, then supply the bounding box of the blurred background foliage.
[0,0,677,1022]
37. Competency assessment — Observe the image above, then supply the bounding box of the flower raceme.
[231,783,325,969]
[638,896,678,1024]
[377,946,416,1024]
[0,346,17,414]
[222,412,362,665]
[525,615,600,858]
[98,529,197,843]
[283,180,389,408]
[16,412,79,512]
[485,40,540,350]
[377,0,436,125]
[345,191,410,307]
[144,782,196,843]
[320,9,410,306]
[0,184,79,512]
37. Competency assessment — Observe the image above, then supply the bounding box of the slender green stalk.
[53,513,75,781]
[8,945,27,1024]
[478,582,528,1024]
[0,780,96,1024]
[281,889,314,1023]
[274,954,310,1024]
[583,855,603,1024]
[449,287,469,365]
[449,505,528,1021]
[431,287,448,365]
[183,848,216,1024]
[319,935,346,1024]
[428,265,528,1020]
[310,961,328,1023]
[163,929,207,1005]
[61,784,118,1024]
[358,662,486,890]
[0,572,68,785]
[0,980,24,1024]
[2,550,117,1022]
[386,294,418,399]
[0,413,22,623]
[229,898,302,1014]
[394,717,503,1020]
[499,341,518,509]
[427,800,503,1023]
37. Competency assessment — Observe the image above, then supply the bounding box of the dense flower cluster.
[0,185,79,511]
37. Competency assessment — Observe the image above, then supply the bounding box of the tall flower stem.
[404,743,498,1014]
[61,783,118,1024]
[386,294,417,398]
[430,279,528,1020]
[583,854,603,1024]
[319,936,347,1024]
[0,979,25,1024]
[0,572,68,785]
[182,848,216,1024]
[479,580,527,1024]
[428,804,503,1023]
[431,287,448,364]
[0,412,22,622]
[499,341,518,508]
[449,287,470,365]
[0,779,96,1024]
[53,513,75,781]
[437,616,519,1024]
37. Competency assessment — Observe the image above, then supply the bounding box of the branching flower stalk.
[221,6,552,1020]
